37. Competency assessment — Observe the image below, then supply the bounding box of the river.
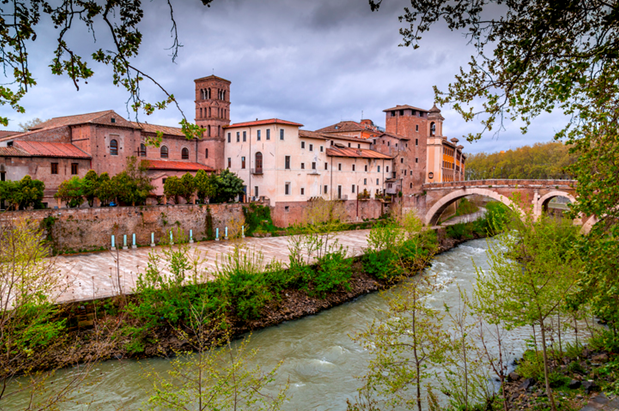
[6,236,585,410]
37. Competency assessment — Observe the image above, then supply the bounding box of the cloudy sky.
[3,0,566,154]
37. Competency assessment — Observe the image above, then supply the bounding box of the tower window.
[415,158,419,163]
[110,139,118,156]
[416,125,419,132]
[431,122,436,136]
[416,138,418,146]
[160,146,169,158]
[182,148,189,160]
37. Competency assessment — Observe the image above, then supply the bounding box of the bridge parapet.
[422,179,576,191]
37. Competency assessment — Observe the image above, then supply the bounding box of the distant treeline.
[465,141,575,180]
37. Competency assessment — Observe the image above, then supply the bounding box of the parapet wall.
[0,204,244,253]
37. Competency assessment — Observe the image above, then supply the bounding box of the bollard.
[111,235,116,250]
[150,232,155,247]
[132,233,137,249]
[189,229,194,243]
[170,230,174,245]
[242,225,245,238]
[225,226,228,240]
[216,228,219,241]
[123,234,128,250]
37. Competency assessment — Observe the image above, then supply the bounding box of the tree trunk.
[539,319,557,411]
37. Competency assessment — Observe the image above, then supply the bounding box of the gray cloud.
[2,0,566,154]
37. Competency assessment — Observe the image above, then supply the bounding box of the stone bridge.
[414,179,579,226]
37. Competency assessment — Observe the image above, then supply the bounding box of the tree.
[17,118,45,132]
[473,211,583,411]
[194,169,215,203]
[82,169,99,207]
[179,173,196,204]
[209,169,245,204]
[113,157,154,206]
[0,175,45,210]
[163,176,183,205]
[55,176,85,208]
[373,0,619,349]
[1,0,213,136]
[95,172,116,205]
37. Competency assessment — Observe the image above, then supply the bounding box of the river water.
[6,236,585,410]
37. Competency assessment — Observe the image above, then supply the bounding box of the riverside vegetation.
[0,199,507,409]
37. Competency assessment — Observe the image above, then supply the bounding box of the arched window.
[140,143,147,157]
[255,152,263,173]
[110,139,118,155]
[182,147,189,160]
[161,145,169,158]
[430,122,436,136]
[205,148,209,159]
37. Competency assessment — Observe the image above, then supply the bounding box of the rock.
[520,377,536,391]
[568,379,581,389]
[112,353,123,360]
[591,353,609,363]
[508,372,521,382]
[582,380,600,394]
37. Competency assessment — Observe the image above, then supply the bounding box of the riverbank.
[23,226,486,375]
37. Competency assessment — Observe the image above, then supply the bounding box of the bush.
[517,350,545,380]
[243,203,277,236]
[309,247,353,297]
[445,222,474,240]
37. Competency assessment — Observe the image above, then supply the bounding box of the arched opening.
[182,147,189,160]
[255,152,263,173]
[110,139,118,156]
[536,191,577,220]
[160,146,169,159]
[430,122,436,136]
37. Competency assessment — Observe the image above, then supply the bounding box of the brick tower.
[194,75,231,170]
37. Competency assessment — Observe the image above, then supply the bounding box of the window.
[404,170,407,176]
[280,129,284,140]
[241,156,246,169]
[228,133,231,143]
[301,141,305,149]
[338,163,342,171]
[415,158,419,163]
[227,157,231,168]
[285,156,291,169]
[410,183,413,189]
[395,143,398,147]
[416,125,419,132]
[236,132,240,142]
[301,162,305,169]
[364,165,368,172]
[161,146,169,158]
[352,164,356,171]
[285,206,290,212]
[348,143,351,147]
[110,139,118,155]
[182,148,189,160]
[416,138,418,146]
[324,185,328,194]
[51,163,58,174]
[309,144,313,151]
[0,171,4,181]
[430,122,436,136]
[267,129,271,140]
[312,162,316,170]
[352,185,355,193]
[257,130,261,141]
[243,131,247,142]
[358,144,361,148]
[325,162,328,170]
[71,163,78,175]
[363,178,367,185]
[111,117,116,123]
[138,143,146,157]
[255,186,259,197]
[285,183,290,195]
[255,152,263,172]
[388,142,390,147]
[320,146,324,152]
[400,158,404,163]
[300,187,305,195]
[376,178,379,185]
[205,148,209,159]
[377,166,380,172]
[337,185,342,199]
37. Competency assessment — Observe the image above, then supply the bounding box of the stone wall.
[271,198,386,227]
[0,204,244,253]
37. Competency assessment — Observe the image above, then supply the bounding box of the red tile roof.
[194,75,231,84]
[383,104,428,112]
[379,131,410,141]
[29,110,140,131]
[143,160,214,172]
[0,146,30,157]
[132,122,186,137]
[225,118,303,128]
[15,141,91,158]
[0,130,20,139]
[326,147,393,160]
[299,130,328,140]
[316,120,380,135]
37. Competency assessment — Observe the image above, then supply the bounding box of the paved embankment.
[54,230,371,303]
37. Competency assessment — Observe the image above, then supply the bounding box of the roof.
[143,160,214,172]
[133,122,186,137]
[299,130,328,140]
[0,146,30,157]
[194,75,231,84]
[383,104,428,113]
[326,147,392,160]
[316,120,380,135]
[326,134,374,144]
[15,141,91,159]
[378,131,410,141]
[225,118,303,128]
[0,130,20,139]
[29,110,140,131]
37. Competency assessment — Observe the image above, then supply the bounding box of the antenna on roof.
[361,110,363,120]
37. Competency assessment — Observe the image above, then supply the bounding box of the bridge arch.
[424,188,524,226]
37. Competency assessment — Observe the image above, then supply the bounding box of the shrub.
[445,222,474,240]
[309,247,353,297]
[243,203,277,236]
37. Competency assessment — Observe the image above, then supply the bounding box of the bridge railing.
[422,179,576,189]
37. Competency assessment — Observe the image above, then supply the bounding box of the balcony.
[251,168,263,175]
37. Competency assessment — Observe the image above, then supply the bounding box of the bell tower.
[194,75,231,170]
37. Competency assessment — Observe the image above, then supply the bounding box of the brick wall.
[271,199,385,227]
[0,204,244,253]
